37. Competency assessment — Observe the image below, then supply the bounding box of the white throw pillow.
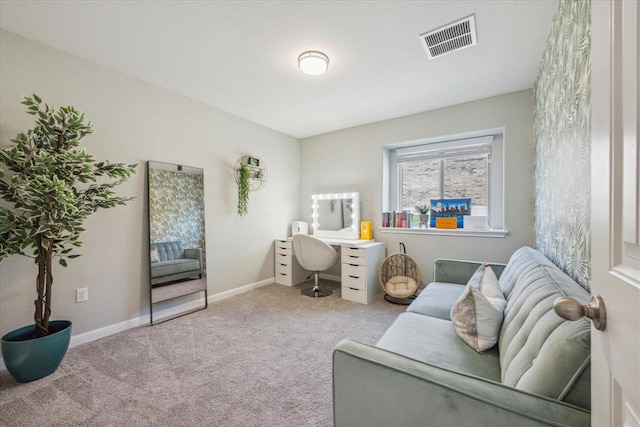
[150,247,160,263]
[450,264,506,352]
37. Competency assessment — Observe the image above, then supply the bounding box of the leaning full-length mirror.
[147,161,207,324]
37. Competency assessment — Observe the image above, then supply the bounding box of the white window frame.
[383,129,505,233]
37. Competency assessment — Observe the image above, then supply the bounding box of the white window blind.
[396,136,493,162]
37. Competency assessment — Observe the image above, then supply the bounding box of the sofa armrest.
[184,248,202,261]
[184,248,203,274]
[333,340,589,427]
[434,258,507,284]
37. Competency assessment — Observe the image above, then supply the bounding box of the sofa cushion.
[376,312,501,382]
[150,258,200,278]
[153,241,185,262]
[384,275,419,298]
[498,247,591,409]
[451,265,506,352]
[406,282,465,320]
[498,246,589,297]
[434,259,507,284]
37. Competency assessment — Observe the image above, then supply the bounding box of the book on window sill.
[381,211,413,228]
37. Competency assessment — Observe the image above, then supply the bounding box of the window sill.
[378,227,509,238]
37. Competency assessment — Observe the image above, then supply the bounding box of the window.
[385,132,504,230]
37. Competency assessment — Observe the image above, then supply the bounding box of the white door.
[591,1,640,426]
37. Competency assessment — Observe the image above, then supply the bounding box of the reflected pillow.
[150,247,160,263]
[450,264,506,352]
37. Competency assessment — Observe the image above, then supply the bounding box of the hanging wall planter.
[235,156,267,216]
[237,163,251,215]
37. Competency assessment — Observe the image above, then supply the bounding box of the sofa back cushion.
[153,241,184,262]
[498,247,591,409]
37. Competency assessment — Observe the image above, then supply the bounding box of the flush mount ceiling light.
[297,51,329,75]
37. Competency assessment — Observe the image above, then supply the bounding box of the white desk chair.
[292,234,338,298]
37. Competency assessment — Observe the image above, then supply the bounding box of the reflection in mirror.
[147,161,207,324]
[312,192,360,239]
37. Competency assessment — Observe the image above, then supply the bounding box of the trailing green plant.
[237,163,250,216]
[414,204,431,215]
[0,94,137,338]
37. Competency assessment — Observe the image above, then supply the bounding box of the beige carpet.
[0,281,404,426]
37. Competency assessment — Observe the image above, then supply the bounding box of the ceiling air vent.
[419,15,477,60]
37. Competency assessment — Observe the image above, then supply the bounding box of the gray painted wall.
[299,90,536,284]
[0,30,538,340]
[0,31,301,336]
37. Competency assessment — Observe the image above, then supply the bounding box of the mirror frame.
[311,192,360,239]
[147,161,207,324]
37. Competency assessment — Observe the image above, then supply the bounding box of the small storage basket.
[379,243,420,303]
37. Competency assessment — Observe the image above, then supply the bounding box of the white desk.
[274,237,386,304]
[313,237,375,247]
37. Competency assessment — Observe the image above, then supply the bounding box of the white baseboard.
[207,277,274,303]
[0,278,275,372]
[71,315,148,348]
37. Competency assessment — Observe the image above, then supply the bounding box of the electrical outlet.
[76,287,88,303]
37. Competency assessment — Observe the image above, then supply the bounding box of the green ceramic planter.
[1,320,72,383]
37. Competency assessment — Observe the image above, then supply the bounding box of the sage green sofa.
[333,247,591,427]
[150,241,202,286]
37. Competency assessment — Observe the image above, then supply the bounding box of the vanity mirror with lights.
[147,161,208,324]
[312,192,360,239]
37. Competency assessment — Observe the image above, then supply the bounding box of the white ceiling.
[0,1,558,139]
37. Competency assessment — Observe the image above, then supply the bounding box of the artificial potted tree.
[0,95,137,382]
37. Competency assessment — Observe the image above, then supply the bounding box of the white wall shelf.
[235,155,268,191]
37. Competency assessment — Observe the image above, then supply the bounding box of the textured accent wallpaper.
[149,169,206,253]
[534,0,591,290]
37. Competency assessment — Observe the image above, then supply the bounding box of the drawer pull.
[280,263,287,266]
[348,275,360,279]
[348,287,359,291]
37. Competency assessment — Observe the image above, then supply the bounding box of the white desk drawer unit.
[274,239,307,286]
[340,242,385,304]
[342,247,367,265]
